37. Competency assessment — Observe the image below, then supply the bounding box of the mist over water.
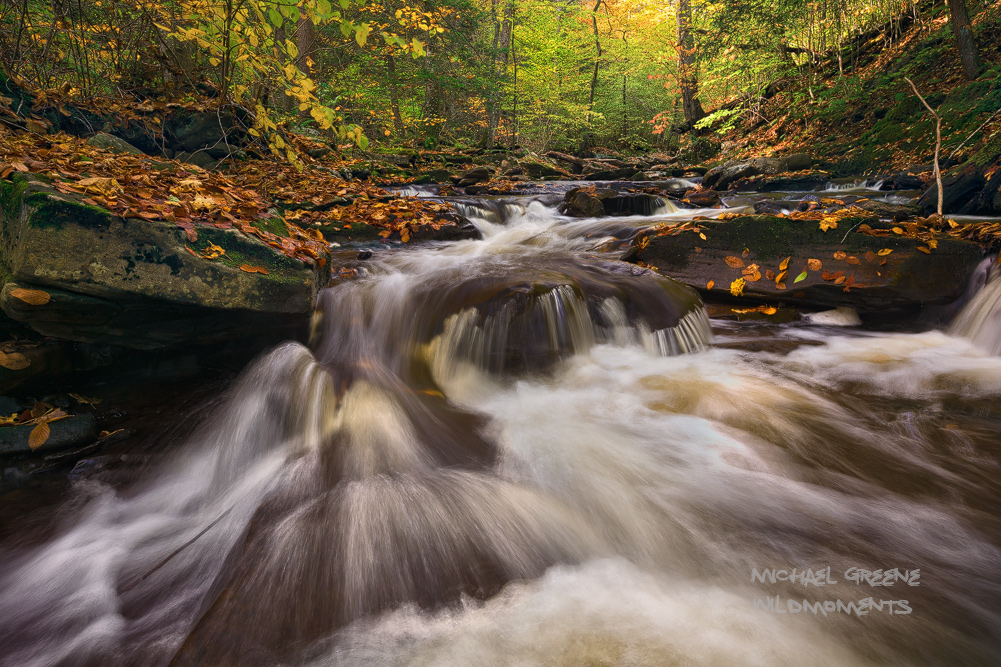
[2,196,1001,666]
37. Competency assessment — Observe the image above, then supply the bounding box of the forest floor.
[708,2,1001,177]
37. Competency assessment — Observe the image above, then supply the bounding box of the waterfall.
[950,261,1001,355]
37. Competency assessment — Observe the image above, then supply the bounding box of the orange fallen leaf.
[846,256,860,265]
[239,264,270,274]
[725,256,745,268]
[833,251,847,260]
[0,350,30,371]
[9,288,51,305]
[917,246,931,254]
[779,256,790,271]
[807,258,822,271]
[706,280,715,290]
[864,251,876,262]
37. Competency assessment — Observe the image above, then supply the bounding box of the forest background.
[1,0,998,165]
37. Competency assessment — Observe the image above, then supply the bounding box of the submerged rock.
[0,174,328,349]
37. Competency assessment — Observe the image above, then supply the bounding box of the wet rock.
[558,187,611,217]
[879,172,924,191]
[625,214,983,316]
[85,133,145,156]
[918,171,984,215]
[0,174,327,349]
[753,200,793,216]
[683,189,721,208]
[0,413,97,455]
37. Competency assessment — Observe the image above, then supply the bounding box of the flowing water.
[2,191,1001,667]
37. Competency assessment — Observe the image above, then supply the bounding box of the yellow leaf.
[892,227,904,235]
[729,277,746,297]
[10,288,50,305]
[779,256,790,271]
[29,422,50,450]
[917,246,931,254]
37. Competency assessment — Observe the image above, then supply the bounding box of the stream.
[1,183,1001,666]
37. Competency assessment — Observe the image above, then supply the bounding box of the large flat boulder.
[0,174,328,349]
[625,214,983,315]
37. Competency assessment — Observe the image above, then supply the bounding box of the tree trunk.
[586,0,603,130]
[947,0,983,79]
[386,53,405,135]
[676,0,704,124]
[485,0,514,147]
[296,16,315,78]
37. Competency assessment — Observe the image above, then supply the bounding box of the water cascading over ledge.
[167,256,711,666]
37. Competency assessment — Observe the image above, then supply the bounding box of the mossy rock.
[0,174,328,349]
[626,214,983,315]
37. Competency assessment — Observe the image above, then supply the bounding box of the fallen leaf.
[775,281,787,290]
[730,277,746,297]
[892,227,904,235]
[794,270,808,283]
[69,393,103,406]
[776,270,787,283]
[834,276,846,285]
[917,246,931,254]
[742,248,750,257]
[833,251,847,260]
[706,280,714,290]
[864,251,876,263]
[765,270,775,280]
[779,256,790,271]
[239,264,270,274]
[725,256,745,268]
[0,351,30,370]
[28,422,50,450]
[846,256,860,265]
[9,288,50,305]
[807,258,822,271]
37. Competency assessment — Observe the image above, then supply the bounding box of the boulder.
[167,111,242,154]
[85,133,145,156]
[0,174,328,349]
[456,166,492,187]
[558,187,614,217]
[682,189,721,208]
[703,154,815,191]
[519,160,564,179]
[625,214,983,315]
[918,171,984,215]
[701,162,756,190]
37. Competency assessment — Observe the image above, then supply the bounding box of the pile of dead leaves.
[0,128,459,262]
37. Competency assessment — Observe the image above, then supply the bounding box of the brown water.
[1,192,1000,667]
